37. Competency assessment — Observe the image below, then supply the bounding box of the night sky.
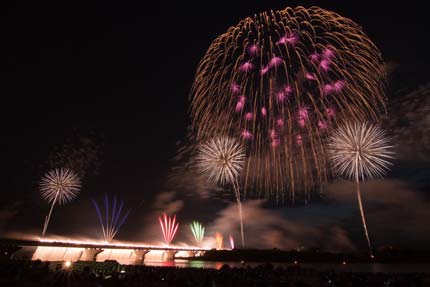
[1,1,429,250]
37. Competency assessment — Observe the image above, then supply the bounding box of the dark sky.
[1,0,429,249]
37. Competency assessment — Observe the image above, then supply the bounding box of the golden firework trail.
[190,6,386,203]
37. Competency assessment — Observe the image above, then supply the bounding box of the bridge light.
[64,261,72,268]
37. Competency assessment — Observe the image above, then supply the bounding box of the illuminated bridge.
[0,238,209,265]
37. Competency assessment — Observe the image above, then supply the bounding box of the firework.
[190,221,205,244]
[328,122,394,256]
[196,137,246,247]
[92,194,131,242]
[215,232,223,250]
[190,6,386,203]
[39,168,81,236]
[229,234,234,249]
[196,137,245,185]
[158,213,179,245]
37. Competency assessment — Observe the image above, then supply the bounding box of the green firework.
[190,221,205,243]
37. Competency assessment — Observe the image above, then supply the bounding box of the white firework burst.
[39,168,81,236]
[40,168,81,205]
[328,122,394,181]
[196,137,245,185]
[327,122,394,257]
[195,137,247,247]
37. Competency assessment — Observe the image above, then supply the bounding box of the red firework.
[158,213,179,245]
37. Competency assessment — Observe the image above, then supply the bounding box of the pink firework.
[269,56,283,67]
[248,44,259,56]
[323,84,334,95]
[260,65,269,75]
[241,130,253,140]
[230,82,241,94]
[298,107,309,120]
[333,80,346,92]
[310,53,320,62]
[276,91,286,103]
[318,120,328,130]
[276,118,284,127]
[305,72,316,81]
[283,85,293,95]
[323,47,335,59]
[239,61,254,72]
[269,129,277,139]
[297,107,309,127]
[158,213,179,245]
[285,33,299,45]
[245,112,254,121]
[298,118,306,128]
[277,32,299,45]
[271,138,280,148]
[296,134,303,145]
[235,101,244,112]
[326,107,336,118]
[319,59,331,72]
[229,234,235,249]
[261,107,267,117]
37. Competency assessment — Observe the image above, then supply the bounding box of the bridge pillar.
[162,250,178,261]
[197,251,206,257]
[81,248,104,261]
[132,249,149,265]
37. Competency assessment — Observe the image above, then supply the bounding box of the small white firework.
[328,122,394,181]
[196,137,245,185]
[40,168,81,205]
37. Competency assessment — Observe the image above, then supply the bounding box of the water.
[143,259,430,273]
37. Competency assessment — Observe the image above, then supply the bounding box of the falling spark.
[158,213,179,245]
[39,168,81,236]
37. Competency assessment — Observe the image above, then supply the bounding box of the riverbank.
[180,249,430,264]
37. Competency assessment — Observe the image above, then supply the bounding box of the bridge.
[0,238,209,265]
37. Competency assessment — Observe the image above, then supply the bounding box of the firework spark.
[92,194,131,242]
[196,137,246,247]
[328,122,394,181]
[229,234,235,249]
[215,232,223,250]
[196,137,245,186]
[190,221,205,244]
[190,6,386,203]
[158,213,179,245]
[39,168,81,236]
[328,122,394,256]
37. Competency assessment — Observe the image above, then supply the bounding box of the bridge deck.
[0,238,208,252]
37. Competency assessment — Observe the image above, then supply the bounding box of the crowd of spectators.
[1,260,429,287]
